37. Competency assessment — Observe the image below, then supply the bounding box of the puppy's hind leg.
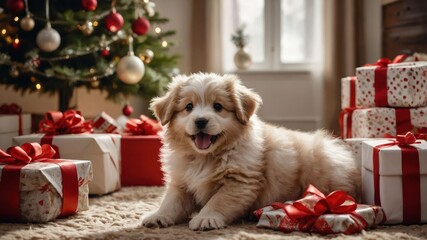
[141,184,195,228]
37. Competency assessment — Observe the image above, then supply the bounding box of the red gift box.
[120,135,163,186]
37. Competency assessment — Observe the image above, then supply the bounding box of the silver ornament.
[20,15,35,31]
[36,24,61,52]
[116,55,145,84]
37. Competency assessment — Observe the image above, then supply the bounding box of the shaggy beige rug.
[0,186,426,240]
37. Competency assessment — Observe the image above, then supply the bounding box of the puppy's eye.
[185,103,193,112]
[213,103,223,112]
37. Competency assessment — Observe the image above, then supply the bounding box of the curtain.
[190,0,223,73]
[323,0,366,134]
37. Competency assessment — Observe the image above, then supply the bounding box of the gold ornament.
[9,66,19,78]
[79,21,94,36]
[20,15,35,31]
[139,49,154,64]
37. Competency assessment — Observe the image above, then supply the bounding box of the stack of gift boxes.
[0,107,163,223]
[340,56,427,225]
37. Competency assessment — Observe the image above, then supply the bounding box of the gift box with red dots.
[354,61,427,108]
[340,107,427,139]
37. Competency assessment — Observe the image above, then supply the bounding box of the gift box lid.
[356,61,427,71]
[362,139,427,175]
[0,114,31,134]
[13,134,121,155]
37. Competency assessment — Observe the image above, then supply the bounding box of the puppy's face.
[150,73,262,154]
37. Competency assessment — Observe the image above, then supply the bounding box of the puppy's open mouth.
[191,133,218,150]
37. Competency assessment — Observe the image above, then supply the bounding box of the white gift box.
[341,76,357,109]
[0,159,92,222]
[0,114,31,149]
[13,134,121,195]
[361,139,427,224]
[355,61,427,108]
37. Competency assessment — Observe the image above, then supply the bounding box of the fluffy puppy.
[141,73,360,231]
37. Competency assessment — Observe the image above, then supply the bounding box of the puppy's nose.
[195,118,208,129]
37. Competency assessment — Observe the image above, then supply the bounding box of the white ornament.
[116,54,145,84]
[36,23,61,52]
[20,15,35,31]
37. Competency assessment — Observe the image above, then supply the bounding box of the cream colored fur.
[141,73,360,231]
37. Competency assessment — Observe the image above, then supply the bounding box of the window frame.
[223,0,322,72]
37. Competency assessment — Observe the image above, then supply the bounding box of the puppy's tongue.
[195,133,211,149]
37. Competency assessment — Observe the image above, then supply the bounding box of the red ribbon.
[364,55,406,107]
[349,77,356,108]
[264,185,365,233]
[0,143,79,221]
[38,110,93,158]
[124,115,162,135]
[372,132,421,224]
[39,110,93,135]
[0,103,23,136]
[339,108,358,139]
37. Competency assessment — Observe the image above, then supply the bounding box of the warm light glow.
[154,27,161,34]
[5,36,12,44]
[35,83,41,90]
[1,29,6,35]
[14,38,19,44]
[143,0,149,3]
[89,68,95,74]
[93,21,98,27]
[161,41,168,47]
[30,76,37,82]
[14,17,19,22]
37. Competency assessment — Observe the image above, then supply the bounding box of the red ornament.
[82,0,97,11]
[132,17,150,35]
[104,9,124,33]
[101,47,110,57]
[7,0,25,14]
[122,104,134,116]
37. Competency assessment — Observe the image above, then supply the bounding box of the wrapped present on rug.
[92,112,118,133]
[0,143,92,223]
[339,106,427,139]
[0,103,31,149]
[361,132,427,224]
[121,115,163,186]
[13,110,121,195]
[354,57,427,108]
[254,185,386,235]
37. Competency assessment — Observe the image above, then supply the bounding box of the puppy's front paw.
[189,212,226,231]
[141,213,175,228]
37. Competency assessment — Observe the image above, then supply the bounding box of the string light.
[30,76,37,82]
[14,17,19,22]
[161,40,168,47]
[1,29,6,35]
[154,27,161,34]
[35,83,42,90]
[93,21,99,27]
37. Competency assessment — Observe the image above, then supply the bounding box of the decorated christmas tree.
[0,0,179,112]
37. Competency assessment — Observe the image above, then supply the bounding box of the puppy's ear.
[150,76,184,125]
[225,74,263,124]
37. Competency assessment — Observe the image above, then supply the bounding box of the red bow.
[0,103,22,114]
[39,110,93,134]
[365,54,407,67]
[383,132,419,146]
[0,143,56,164]
[125,115,162,135]
[272,185,357,231]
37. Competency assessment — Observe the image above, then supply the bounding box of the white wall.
[0,0,194,119]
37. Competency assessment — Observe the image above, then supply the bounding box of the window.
[222,0,323,71]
